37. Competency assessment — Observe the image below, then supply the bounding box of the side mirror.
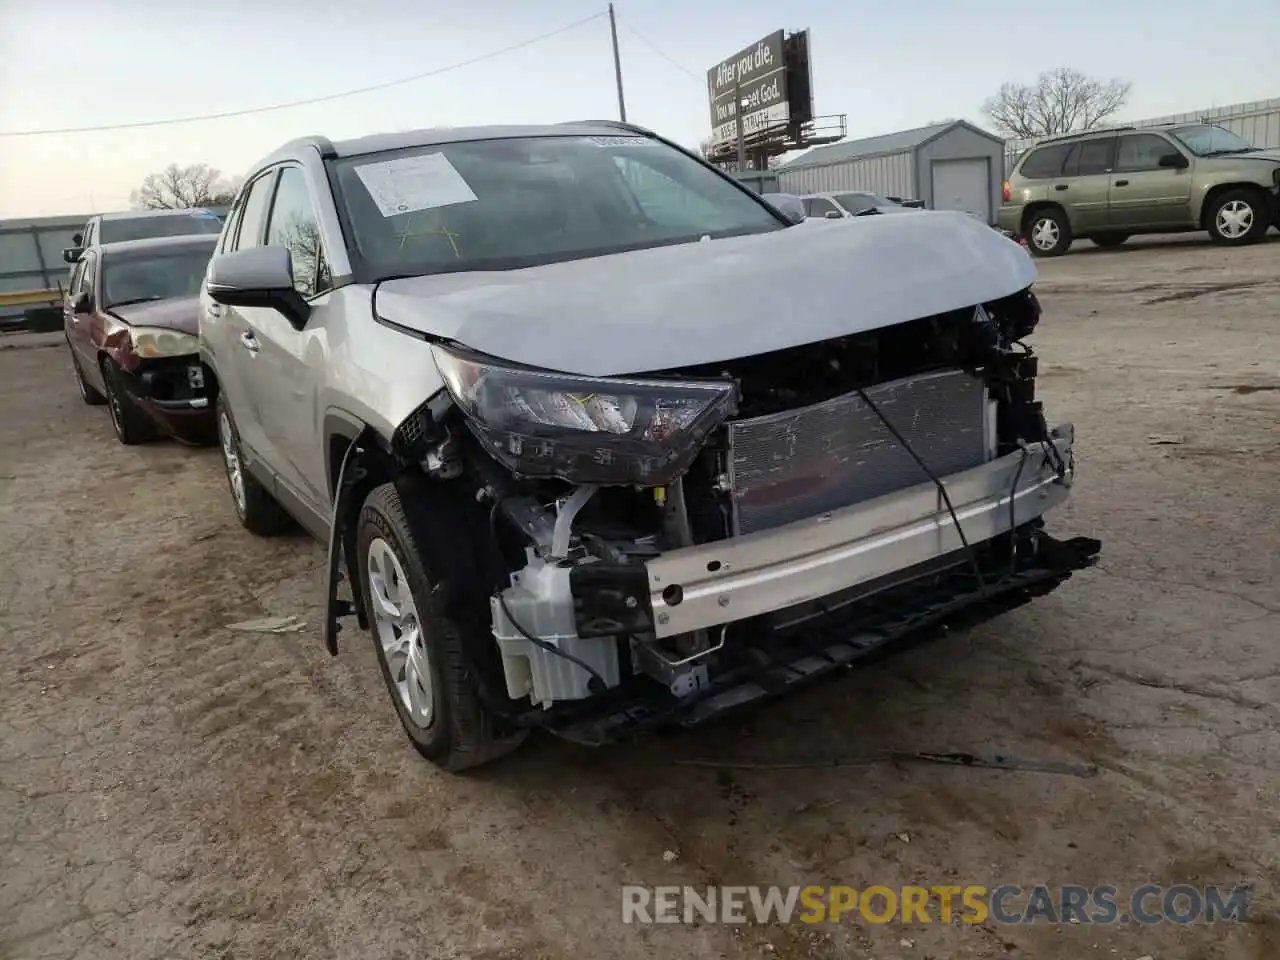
[63,247,84,264]
[824,210,843,219]
[73,291,92,314]
[1157,152,1189,169]
[207,246,310,329]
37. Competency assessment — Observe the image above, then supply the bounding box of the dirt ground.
[1,234,1277,960]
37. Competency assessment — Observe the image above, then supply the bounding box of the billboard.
[706,31,788,150]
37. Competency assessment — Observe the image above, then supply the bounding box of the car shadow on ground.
[1072,231,1280,255]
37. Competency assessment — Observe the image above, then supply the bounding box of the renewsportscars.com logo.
[622,884,1250,926]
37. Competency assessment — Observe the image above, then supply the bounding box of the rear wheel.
[1206,188,1270,245]
[101,358,158,445]
[70,349,105,405]
[1025,207,1073,257]
[357,482,527,771]
[1090,232,1130,249]
[216,395,291,536]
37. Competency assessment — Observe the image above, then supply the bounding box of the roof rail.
[562,119,651,135]
[1036,125,1136,144]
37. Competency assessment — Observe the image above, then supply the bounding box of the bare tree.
[981,68,1132,140]
[130,163,240,210]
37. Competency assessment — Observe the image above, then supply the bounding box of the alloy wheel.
[1215,200,1254,240]
[218,411,247,515]
[73,359,88,401]
[106,378,125,438]
[366,537,434,728]
[1031,217,1060,251]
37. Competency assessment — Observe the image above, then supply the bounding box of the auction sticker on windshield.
[586,135,656,147]
[353,153,479,218]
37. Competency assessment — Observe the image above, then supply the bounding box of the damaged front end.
[384,288,1100,742]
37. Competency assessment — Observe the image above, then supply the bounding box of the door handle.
[1114,179,1130,187]
[207,303,222,318]
[240,331,260,353]
[1054,184,1069,191]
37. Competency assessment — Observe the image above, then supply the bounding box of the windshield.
[332,135,785,277]
[1169,125,1257,157]
[835,192,895,212]
[100,213,223,244]
[102,250,214,308]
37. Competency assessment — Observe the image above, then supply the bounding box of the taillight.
[1001,181,1012,203]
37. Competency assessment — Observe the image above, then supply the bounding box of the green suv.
[999,123,1280,256]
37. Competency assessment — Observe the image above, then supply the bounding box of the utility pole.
[734,76,746,172]
[608,3,627,122]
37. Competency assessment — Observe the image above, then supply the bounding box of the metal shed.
[776,120,1007,223]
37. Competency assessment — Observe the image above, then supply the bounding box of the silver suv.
[200,122,1099,770]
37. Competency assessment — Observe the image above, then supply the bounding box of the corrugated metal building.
[1004,97,1280,175]
[0,214,84,321]
[0,205,232,321]
[776,120,1006,223]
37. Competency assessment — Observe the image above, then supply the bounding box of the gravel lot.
[2,235,1277,960]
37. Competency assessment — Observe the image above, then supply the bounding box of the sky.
[1,0,1277,218]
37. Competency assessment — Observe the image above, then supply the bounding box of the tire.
[1024,207,1073,257]
[215,395,291,536]
[1090,233,1130,249]
[1206,188,1270,245]
[357,482,527,771]
[71,349,105,405]
[101,357,158,445]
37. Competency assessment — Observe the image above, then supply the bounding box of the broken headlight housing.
[431,344,738,486]
[129,327,200,359]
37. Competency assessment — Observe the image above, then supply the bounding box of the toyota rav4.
[199,121,1100,771]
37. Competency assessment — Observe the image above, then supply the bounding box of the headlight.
[431,344,738,486]
[130,327,200,359]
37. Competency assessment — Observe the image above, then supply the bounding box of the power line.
[0,12,607,138]
[617,16,702,83]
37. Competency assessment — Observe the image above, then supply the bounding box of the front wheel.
[357,482,526,771]
[1025,208,1073,257]
[1206,189,1270,245]
[101,358,158,445]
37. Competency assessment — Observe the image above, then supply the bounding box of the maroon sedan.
[64,234,218,445]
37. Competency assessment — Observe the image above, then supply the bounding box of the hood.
[1213,147,1280,163]
[375,209,1036,377]
[106,295,200,336]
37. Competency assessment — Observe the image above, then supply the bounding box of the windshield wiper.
[105,296,164,308]
[1201,147,1259,157]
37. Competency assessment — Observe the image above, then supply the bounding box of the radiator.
[726,369,994,535]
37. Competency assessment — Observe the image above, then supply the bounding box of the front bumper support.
[646,425,1076,639]
[550,530,1100,745]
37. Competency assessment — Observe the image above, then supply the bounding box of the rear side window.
[1018,144,1071,179]
[1062,138,1114,177]
[232,172,278,252]
[804,197,840,218]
